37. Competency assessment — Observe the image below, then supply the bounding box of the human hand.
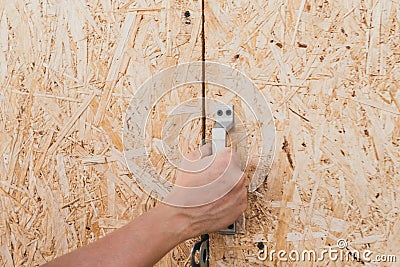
[162,144,247,239]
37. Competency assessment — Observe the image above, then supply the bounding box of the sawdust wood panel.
[205,0,400,266]
[0,0,204,266]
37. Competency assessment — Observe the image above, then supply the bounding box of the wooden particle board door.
[204,0,400,266]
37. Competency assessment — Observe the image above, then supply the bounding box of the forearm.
[44,205,191,267]
[43,147,247,267]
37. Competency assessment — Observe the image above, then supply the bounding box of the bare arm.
[43,145,247,267]
[43,205,191,267]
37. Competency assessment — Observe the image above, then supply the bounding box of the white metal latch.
[212,104,236,235]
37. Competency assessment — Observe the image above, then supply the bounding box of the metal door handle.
[212,104,236,235]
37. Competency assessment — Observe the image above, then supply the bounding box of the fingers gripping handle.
[191,105,235,267]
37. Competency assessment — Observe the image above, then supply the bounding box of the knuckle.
[242,204,247,213]
[185,151,197,161]
[241,191,248,208]
[215,153,230,169]
[241,199,248,212]
[229,151,239,162]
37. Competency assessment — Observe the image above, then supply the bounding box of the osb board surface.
[205,0,400,266]
[0,1,399,267]
[0,0,202,266]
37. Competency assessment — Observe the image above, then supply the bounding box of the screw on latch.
[184,11,191,24]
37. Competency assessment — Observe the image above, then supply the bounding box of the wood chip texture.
[0,0,399,266]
